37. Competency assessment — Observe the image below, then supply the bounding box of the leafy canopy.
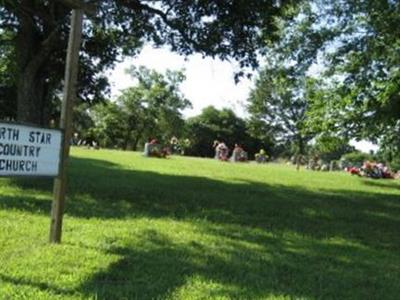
[0,0,298,123]
[291,0,400,141]
[91,66,190,149]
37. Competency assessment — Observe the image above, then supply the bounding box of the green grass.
[1,147,400,299]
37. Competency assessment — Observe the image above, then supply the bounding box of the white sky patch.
[350,140,379,154]
[108,46,253,118]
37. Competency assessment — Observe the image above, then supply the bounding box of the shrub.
[341,151,374,167]
[389,157,400,172]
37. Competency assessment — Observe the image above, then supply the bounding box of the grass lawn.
[1,147,400,299]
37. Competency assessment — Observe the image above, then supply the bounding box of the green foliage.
[72,103,95,140]
[341,151,374,167]
[300,0,400,143]
[0,28,16,119]
[245,117,276,149]
[375,123,400,170]
[247,61,312,156]
[389,158,400,173]
[258,0,400,160]
[184,106,258,157]
[0,148,400,298]
[126,66,191,142]
[312,134,355,162]
[0,0,297,123]
[91,101,128,148]
[246,1,332,157]
[91,66,190,149]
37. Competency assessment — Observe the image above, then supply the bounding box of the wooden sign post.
[49,9,84,243]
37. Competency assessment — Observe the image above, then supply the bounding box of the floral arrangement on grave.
[255,149,268,163]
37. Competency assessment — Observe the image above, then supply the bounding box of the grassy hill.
[1,147,399,299]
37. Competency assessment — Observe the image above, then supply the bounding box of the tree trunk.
[298,136,305,155]
[17,70,46,125]
[123,132,131,150]
[296,136,305,171]
[132,136,141,151]
[15,3,59,126]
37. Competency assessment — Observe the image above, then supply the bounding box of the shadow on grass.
[1,156,400,298]
[2,157,400,248]
[0,273,78,297]
[361,178,400,191]
[86,230,399,299]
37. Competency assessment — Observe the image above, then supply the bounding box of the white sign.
[0,122,62,176]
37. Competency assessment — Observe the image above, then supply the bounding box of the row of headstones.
[304,159,355,171]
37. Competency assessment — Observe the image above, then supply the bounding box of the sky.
[109,45,253,118]
[109,46,378,153]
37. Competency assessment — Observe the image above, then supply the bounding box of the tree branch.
[55,0,96,15]
[117,0,202,51]
[25,28,61,75]
[140,2,202,50]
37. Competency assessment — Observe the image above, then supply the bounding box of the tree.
[0,28,16,120]
[0,0,297,125]
[91,66,190,150]
[247,63,312,156]
[246,0,336,157]
[302,0,400,168]
[245,117,276,156]
[322,0,400,140]
[375,122,400,170]
[248,0,399,158]
[126,66,190,144]
[72,102,95,140]
[90,101,128,148]
[185,106,257,157]
[311,134,355,162]
[285,0,400,144]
